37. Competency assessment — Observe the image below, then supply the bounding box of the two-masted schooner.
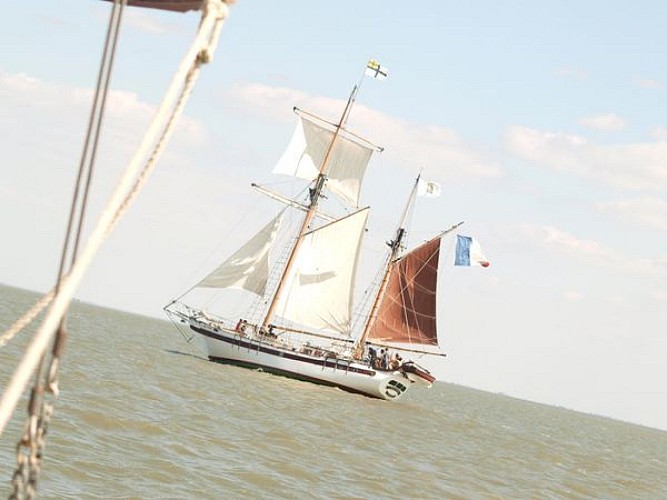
[165,60,468,400]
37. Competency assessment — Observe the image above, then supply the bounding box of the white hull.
[187,319,430,400]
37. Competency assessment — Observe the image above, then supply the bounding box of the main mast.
[352,175,421,358]
[261,77,364,330]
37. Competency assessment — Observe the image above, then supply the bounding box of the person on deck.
[367,346,378,368]
[381,349,390,370]
[389,352,400,370]
[377,349,386,370]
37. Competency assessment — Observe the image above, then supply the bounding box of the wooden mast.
[354,214,466,358]
[352,175,421,358]
[260,80,363,330]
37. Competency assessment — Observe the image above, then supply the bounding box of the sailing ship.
[165,60,479,400]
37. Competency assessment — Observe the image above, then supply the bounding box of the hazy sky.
[1,1,666,431]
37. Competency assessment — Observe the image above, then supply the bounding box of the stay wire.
[9,3,128,499]
[56,0,124,292]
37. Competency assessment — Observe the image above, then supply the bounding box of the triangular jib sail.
[196,213,283,295]
[274,208,370,333]
[367,236,441,346]
[272,114,378,207]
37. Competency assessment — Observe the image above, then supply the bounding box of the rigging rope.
[0,290,55,348]
[9,1,127,496]
[1,3,233,496]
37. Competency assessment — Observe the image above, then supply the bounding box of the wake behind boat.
[164,59,488,400]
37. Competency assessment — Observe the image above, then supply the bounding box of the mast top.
[261,59,389,329]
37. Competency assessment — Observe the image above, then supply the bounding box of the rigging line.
[1,1,126,350]
[103,3,230,304]
[364,341,447,357]
[381,222,464,320]
[270,326,356,344]
[167,316,208,358]
[0,0,232,438]
[52,0,124,393]
[406,256,437,344]
[351,250,391,333]
[70,0,125,269]
[251,183,337,222]
[261,71,368,329]
[8,4,128,498]
[107,46,203,230]
[398,238,438,344]
[56,0,124,291]
[353,176,422,356]
[378,242,440,345]
[171,202,267,303]
[175,205,290,305]
[294,108,384,152]
[0,290,55,348]
[103,0,231,292]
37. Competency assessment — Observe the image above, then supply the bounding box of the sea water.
[1,284,666,499]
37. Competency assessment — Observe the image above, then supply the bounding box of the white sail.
[272,116,375,207]
[196,213,283,295]
[274,208,370,333]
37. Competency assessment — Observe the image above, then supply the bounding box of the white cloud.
[579,113,625,131]
[36,14,69,27]
[606,296,625,305]
[651,127,667,140]
[0,70,208,150]
[555,66,589,80]
[634,78,663,89]
[0,69,231,316]
[225,82,502,180]
[597,197,667,231]
[93,5,187,36]
[124,10,173,35]
[512,223,667,279]
[514,224,615,261]
[506,126,667,192]
[564,290,584,301]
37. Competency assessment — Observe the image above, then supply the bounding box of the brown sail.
[367,237,440,345]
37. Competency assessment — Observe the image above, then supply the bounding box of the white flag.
[417,178,441,198]
[365,59,389,80]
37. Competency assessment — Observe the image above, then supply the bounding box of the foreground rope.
[6,1,231,497]
[0,0,231,439]
[7,0,128,492]
[0,291,55,349]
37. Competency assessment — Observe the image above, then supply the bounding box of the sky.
[1,1,666,431]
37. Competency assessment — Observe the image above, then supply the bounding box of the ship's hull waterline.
[188,321,431,400]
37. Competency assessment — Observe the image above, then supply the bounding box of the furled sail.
[367,237,441,345]
[274,208,370,333]
[195,213,282,295]
[272,115,377,207]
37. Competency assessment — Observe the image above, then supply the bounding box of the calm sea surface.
[1,284,666,499]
